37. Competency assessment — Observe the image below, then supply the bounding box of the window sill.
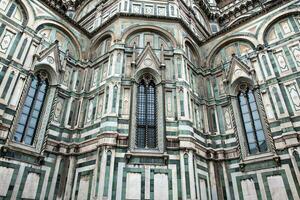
[243,152,274,162]
[125,151,169,165]
[239,152,280,172]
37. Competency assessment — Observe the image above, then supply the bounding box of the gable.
[34,41,63,73]
[226,56,252,85]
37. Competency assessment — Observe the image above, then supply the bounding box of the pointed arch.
[33,63,58,86]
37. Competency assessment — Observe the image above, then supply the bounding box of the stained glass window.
[136,77,157,148]
[14,73,48,145]
[238,90,267,154]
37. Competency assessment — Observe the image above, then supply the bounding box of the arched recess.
[228,74,274,158]
[129,59,165,154]
[35,21,82,60]
[230,75,254,96]
[91,31,114,59]
[207,36,257,68]
[184,38,200,67]
[134,65,162,85]
[121,25,178,48]
[9,63,58,153]
[257,8,300,44]
[34,63,59,86]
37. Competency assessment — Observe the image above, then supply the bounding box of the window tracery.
[136,74,157,149]
[14,71,48,145]
[238,84,268,154]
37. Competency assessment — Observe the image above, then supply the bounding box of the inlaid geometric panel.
[286,83,300,111]
[0,30,14,54]
[275,52,288,72]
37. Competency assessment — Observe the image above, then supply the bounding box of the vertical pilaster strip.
[289,148,300,186]
[11,164,25,200]
[63,156,76,200]
[188,150,196,199]
[180,151,187,200]
[41,87,58,153]
[91,147,100,198]
[98,148,107,198]
[229,99,243,159]
[49,155,62,200]
[222,161,231,200]
[209,160,218,200]
[108,149,115,199]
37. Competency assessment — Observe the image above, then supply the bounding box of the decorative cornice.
[37,0,291,42]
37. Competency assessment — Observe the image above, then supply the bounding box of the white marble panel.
[241,179,258,200]
[199,178,207,200]
[154,173,169,200]
[0,167,14,196]
[126,173,141,200]
[267,175,288,200]
[77,175,90,200]
[22,173,40,199]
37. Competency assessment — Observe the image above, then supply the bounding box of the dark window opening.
[136,77,157,149]
[14,73,48,145]
[238,89,268,154]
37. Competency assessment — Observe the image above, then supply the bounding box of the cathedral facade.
[0,0,299,199]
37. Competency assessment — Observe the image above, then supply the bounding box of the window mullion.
[145,84,148,148]
[23,81,41,143]
[239,94,252,154]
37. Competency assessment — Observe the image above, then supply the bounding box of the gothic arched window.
[238,89,268,154]
[136,76,157,149]
[14,72,48,145]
